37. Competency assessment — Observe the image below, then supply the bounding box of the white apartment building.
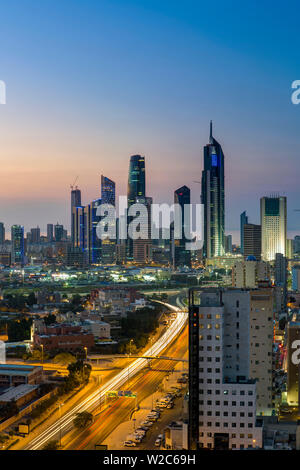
[197,290,266,449]
[232,259,270,288]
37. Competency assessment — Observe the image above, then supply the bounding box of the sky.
[1,0,300,243]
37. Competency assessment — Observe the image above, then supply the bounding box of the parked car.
[124,440,136,447]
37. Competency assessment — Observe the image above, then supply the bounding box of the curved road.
[24,301,187,450]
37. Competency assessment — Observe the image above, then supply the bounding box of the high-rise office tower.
[71,187,81,245]
[189,288,268,450]
[127,155,146,261]
[54,223,64,242]
[225,234,232,253]
[101,176,116,264]
[101,175,115,206]
[127,155,146,207]
[84,199,102,264]
[261,195,287,262]
[73,207,85,250]
[173,185,191,269]
[240,211,248,254]
[274,253,287,311]
[292,265,300,292]
[201,122,225,258]
[11,225,24,265]
[294,236,300,255]
[47,224,54,242]
[30,227,40,244]
[0,222,5,245]
[243,224,261,260]
[133,196,153,264]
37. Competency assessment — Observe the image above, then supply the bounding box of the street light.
[84,346,88,361]
[41,344,44,365]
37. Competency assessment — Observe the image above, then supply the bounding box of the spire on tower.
[209,120,213,144]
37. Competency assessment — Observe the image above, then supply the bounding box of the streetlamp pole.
[41,344,44,365]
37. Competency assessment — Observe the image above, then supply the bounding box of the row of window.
[199,432,253,439]
[199,410,253,418]
[200,422,254,428]
[199,397,254,406]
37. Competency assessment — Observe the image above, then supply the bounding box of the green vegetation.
[119,304,162,352]
[73,411,93,429]
[7,317,32,342]
[52,352,76,366]
[30,360,91,421]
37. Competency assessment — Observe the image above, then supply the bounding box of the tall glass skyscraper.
[127,155,146,207]
[173,185,191,268]
[127,155,146,261]
[11,225,24,265]
[71,187,81,244]
[240,211,248,254]
[101,175,116,264]
[261,195,287,261]
[101,175,115,206]
[201,122,225,258]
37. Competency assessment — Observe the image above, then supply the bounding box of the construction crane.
[70,176,79,191]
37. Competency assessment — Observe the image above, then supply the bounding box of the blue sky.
[0,0,300,241]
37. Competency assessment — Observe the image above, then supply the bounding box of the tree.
[67,360,91,387]
[42,440,59,450]
[44,314,56,325]
[27,292,37,306]
[73,411,93,429]
[53,352,76,366]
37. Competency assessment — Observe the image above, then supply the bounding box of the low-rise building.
[0,364,43,387]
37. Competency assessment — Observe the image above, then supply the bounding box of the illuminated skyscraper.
[0,222,5,245]
[201,122,225,258]
[173,185,191,268]
[260,195,287,261]
[127,155,146,261]
[127,155,145,207]
[47,224,54,242]
[101,175,116,264]
[11,225,24,265]
[71,187,81,244]
[240,211,248,254]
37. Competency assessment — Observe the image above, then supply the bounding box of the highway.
[23,301,188,450]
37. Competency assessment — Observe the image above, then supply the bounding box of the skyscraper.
[71,187,81,244]
[101,176,116,264]
[243,223,261,260]
[101,175,115,206]
[127,155,146,207]
[11,225,24,265]
[0,222,5,245]
[127,155,146,261]
[173,185,191,269]
[47,224,54,242]
[240,211,248,254]
[261,195,287,261]
[54,223,64,242]
[133,196,153,264]
[201,122,225,258]
[30,227,40,244]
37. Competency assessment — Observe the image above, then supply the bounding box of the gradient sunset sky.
[1,0,300,242]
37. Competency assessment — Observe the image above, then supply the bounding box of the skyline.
[1,1,300,239]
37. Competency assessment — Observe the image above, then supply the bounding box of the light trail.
[25,301,187,450]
